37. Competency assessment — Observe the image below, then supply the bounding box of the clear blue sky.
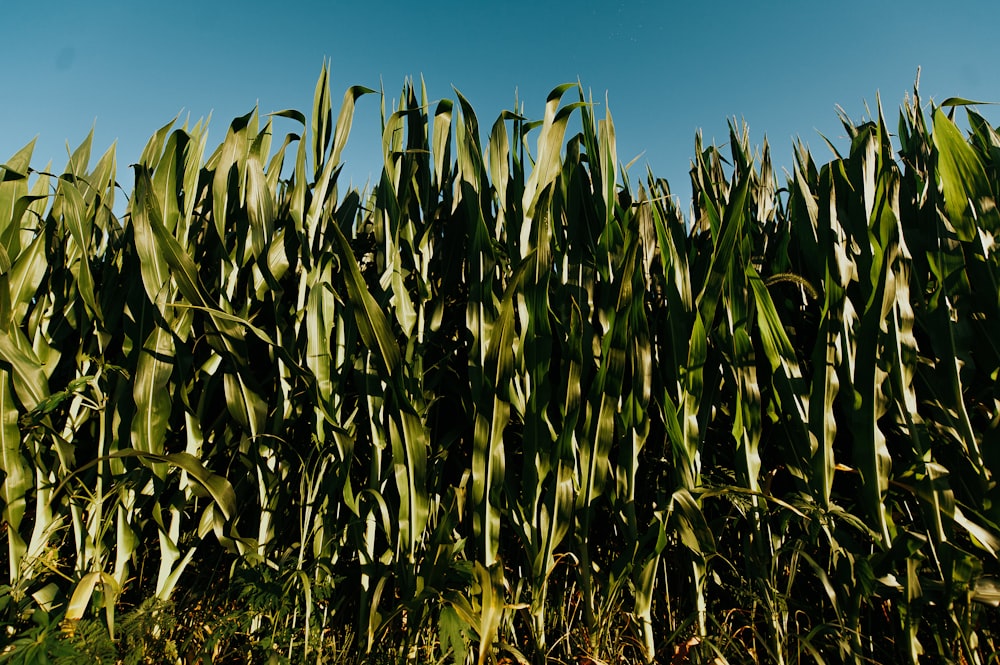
[2,0,998,214]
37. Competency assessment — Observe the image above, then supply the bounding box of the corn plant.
[2,65,999,665]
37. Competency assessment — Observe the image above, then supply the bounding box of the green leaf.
[331,85,377,168]
[311,61,333,178]
[0,369,28,582]
[932,108,999,240]
[131,166,172,305]
[438,603,472,665]
[329,220,400,378]
[245,152,275,259]
[940,97,993,107]
[57,177,99,317]
[0,328,48,411]
[0,140,35,251]
[56,450,237,521]
[66,571,120,639]
[671,489,715,555]
[432,99,454,187]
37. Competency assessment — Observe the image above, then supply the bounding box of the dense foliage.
[1,65,998,663]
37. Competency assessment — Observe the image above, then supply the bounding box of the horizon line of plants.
[1,63,999,664]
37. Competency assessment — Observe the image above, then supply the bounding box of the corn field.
[1,65,999,663]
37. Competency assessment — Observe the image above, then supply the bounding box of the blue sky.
[2,0,998,214]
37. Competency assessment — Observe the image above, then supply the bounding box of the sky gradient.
[2,0,998,214]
